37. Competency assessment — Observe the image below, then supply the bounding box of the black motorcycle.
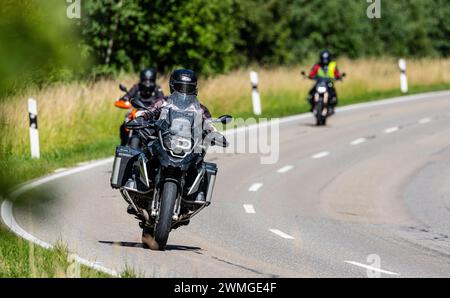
[110,96,231,250]
[302,72,345,126]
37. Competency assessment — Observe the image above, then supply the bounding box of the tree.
[0,0,82,99]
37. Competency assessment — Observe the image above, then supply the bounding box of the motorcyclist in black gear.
[136,69,215,131]
[125,69,221,214]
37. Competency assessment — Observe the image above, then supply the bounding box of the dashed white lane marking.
[418,117,431,124]
[384,126,399,134]
[269,229,295,240]
[311,151,330,159]
[344,261,400,276]
[248,183,263,192]
[243,204,256,214]
[277,165,294,174]
[350,138,367,146]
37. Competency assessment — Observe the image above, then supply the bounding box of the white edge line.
[277,165,294,174]
[344,261,400,276]
[1,199,119,277]
[312,151,330,159]
[248,183,263,192]
[269,229,295,240]
[2,90,448,277]
[243,204,256,214]
[9,158,114,200]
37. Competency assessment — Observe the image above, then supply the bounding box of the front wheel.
[315,101,325,126]
[154,181,178,250]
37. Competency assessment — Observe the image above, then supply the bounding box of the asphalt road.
[8,91,450,277]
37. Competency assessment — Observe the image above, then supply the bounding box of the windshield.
[170,110,195,138]
[159,93,204,149]
[167,91,200,110]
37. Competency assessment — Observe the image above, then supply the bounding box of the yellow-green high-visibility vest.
[317,61,337,78]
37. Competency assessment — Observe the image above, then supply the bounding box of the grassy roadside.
[0,227,110,278]
[0,58,449,277]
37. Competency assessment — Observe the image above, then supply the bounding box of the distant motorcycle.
[110,96,231,250]
[302,71,345,126]
[114,84,161,147]
[114,84,138,146]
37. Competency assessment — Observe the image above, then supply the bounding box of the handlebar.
[125,118,155,130]
[300,71,346,81]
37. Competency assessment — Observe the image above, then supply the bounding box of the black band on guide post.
[29,113,38,129]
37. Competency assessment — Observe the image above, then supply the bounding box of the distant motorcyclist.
[307,50,343,115]
[115,68,165,145]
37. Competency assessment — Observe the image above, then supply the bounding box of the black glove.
[125,117,151,129]
[205,131,229,148]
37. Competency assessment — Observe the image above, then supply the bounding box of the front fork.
[314,93,329,116]
[150,173,183,222]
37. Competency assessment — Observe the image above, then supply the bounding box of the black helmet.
[139,68,157,98]
[169,69,198,95]
[319,50,332,66]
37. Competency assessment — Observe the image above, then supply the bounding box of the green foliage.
[81,0,241,76]
[1,0,449,91]
[0,0,85,99]
[80,0,450,75]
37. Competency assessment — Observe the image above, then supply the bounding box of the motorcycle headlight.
[171,136,192,151]
[317,86,327,94]
[164,135,192,154]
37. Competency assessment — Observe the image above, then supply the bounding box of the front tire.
[154,181,178,250]
[315,101,324,126]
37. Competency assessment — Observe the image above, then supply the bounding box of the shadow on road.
[99,240,202,252]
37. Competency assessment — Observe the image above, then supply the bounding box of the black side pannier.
[110,146,141,189]
[201,162,218,203]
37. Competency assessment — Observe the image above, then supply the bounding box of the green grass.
[0,226,110,278]
[0,137,118,195]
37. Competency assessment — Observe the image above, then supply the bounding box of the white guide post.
[399,58,408,94]
[28,98,40,159]
[250,71,262,116]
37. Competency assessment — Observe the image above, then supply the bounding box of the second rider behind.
[121,68,165,102]
[118,68,165,145]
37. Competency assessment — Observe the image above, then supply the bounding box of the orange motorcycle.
[115,85,138,146]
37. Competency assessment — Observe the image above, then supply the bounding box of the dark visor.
[173,82,197,95]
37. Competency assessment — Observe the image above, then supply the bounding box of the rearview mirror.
[216,115,233,125]
[119,84,128,93]
[131,98,147,110]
